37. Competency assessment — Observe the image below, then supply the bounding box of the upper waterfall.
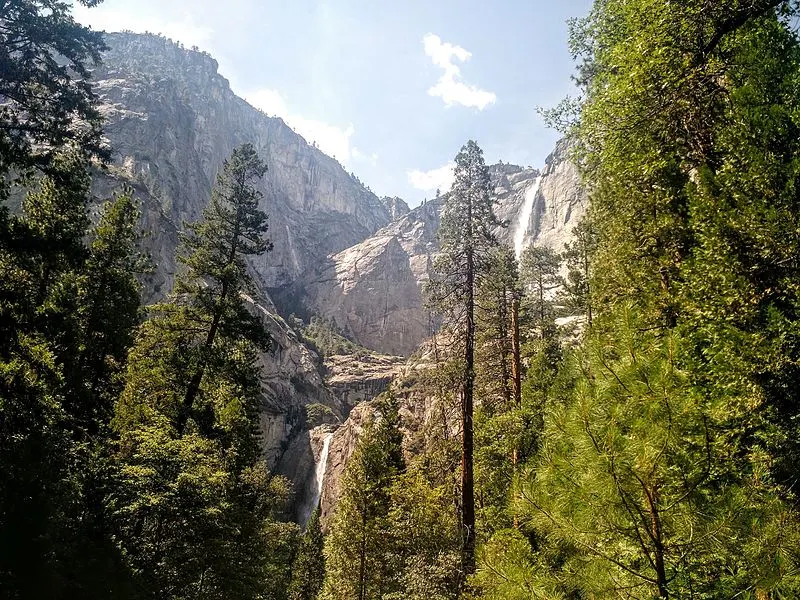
[514,174,543,260]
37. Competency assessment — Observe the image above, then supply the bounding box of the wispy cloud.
[352,147,379,166]
[408,162,455,194]
[245,88,362,164]
[423,33,496,110]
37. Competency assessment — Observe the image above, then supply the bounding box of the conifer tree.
[475,1,800,597]
[426,139,500,576]
[111,144,292,600]
[288,508,326,600]
[321,395,405,600]
[177,143,272,433]
[512,308,799,599]
[0,152,144,597]
[474,245,524,532]
[0,0,109,185]
[561,217,597,325]
[476,245,520,408]
[519,245,561,338]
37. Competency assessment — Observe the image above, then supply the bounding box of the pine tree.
[111,144,293,600]
[476,246,520,409]
[474,245,524,532]
[512,308,799,599]
[0,152,144,597]
[66,189,144,434]
[561,217,597,325]
[288,508,325,600]
[177,143,272,433]
[321,394,405,600]
[385,468,461,600]
[426,140,500,577]
[519,245,561,338]
[0,0,109,185]
[476,1,800,597]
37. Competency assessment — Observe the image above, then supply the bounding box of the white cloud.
[352,147,379,166]
[245,89,357,163]
[423,33,496,110]
[72,4,213,49]
[408,162,455,194]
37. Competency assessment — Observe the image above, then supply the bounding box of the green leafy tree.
[385,468,461,600]
[519,245,561,339]
[560,217,597,325]
[176,143,272,433]
[510,308,800,599]
[479,3,800,598]
[0,154,144,598]
[426,140,500,576]
[474,245,525,533]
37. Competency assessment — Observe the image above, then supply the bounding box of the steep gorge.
[89,32,585,520]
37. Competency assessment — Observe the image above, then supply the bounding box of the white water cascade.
[300,431,334,527]
[514,174,543,261]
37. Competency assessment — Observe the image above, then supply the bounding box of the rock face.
[325,353,406,411]
[380,196,411,220]
[87,33,396,511]
[503,139,585,256]
[297,143,586,356]
[294,198,441,356]
[76,32,587,522]
[93,32,393,295]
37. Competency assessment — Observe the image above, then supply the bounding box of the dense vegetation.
[323,1,800,599]
[3,0,800,599]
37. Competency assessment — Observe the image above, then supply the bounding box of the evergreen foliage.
[0,0,109,185]
[427,139,501,577]
[321,394,405,600]
[110,144,296,599]
[288,508,326,600]
[476,1,800,598]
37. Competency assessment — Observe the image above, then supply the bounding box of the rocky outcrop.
[380,196,411,220]
[295,201,440,356]
[325,353,406,412]
[297,143,586,356]
[92,32,393,296]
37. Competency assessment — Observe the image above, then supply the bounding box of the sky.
[72,0,593,207]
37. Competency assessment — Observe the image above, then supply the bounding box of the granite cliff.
[89,32,399,515]
[84,32,586,523]
[295,142,586,356]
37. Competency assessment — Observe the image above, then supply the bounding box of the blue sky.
[73,0,592,206]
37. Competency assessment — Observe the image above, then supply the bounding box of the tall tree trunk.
[178,201,243,434]
[510,296,522,409]
[462,243,476,576]
[358,511,367,600]
[497,289,512,407]
[178,302,223,434]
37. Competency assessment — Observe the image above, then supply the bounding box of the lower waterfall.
[299,431,334,527]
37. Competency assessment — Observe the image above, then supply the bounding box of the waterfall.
[514,174,543,261]
[300,431,334,527]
